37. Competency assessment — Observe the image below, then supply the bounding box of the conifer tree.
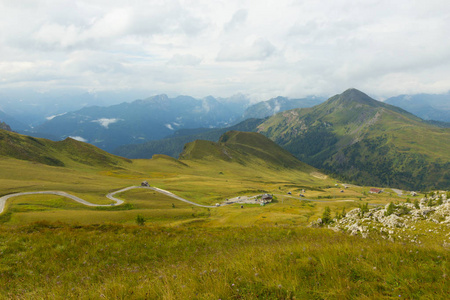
[322,206,332,224]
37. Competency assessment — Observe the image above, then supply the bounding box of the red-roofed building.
[369,188,382,194]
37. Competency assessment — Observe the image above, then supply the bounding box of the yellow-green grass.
[1,152,414,227]
[1,143,449,298]
[0,223,448,299]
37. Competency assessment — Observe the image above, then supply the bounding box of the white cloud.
[46,112,66,120]
[224,9,248,32]
[69,136,88,142]
[92,118,121,128]
[167,54,202,66]
[216,38,276,62]
[165,124,174,130]
[0,0,449,100]
[273,103,281,113]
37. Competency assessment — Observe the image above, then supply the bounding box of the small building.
[369,188,382,194]
[141,181,150,187]
[260,194,273,204]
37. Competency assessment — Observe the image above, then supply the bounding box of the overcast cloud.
[1,0,450,101]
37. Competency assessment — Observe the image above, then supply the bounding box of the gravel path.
[0,186,214,214]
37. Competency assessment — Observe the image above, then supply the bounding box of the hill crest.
[179,131,315,171]
[0,130,130,168]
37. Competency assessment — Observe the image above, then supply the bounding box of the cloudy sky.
[1,0,450,101]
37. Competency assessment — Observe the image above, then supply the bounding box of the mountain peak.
[331,88,381,107]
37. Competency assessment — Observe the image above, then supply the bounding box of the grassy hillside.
[258,89,450,190]
[1,223,448,299]
[0,129,333,224]
[180,131,315,172]
[0,129,130,168]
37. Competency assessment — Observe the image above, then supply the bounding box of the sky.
[1,0,450,102]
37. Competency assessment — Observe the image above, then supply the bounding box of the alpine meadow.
[1,94,449,298]
[1,1,450,299]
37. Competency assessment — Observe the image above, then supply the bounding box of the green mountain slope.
[180,131,315,172]
[0,129,130,168]
[258,88,450,190]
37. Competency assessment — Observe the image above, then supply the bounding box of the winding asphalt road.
[0,186,383,215]
[0,186,214,214]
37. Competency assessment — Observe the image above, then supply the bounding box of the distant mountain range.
[385,92,450,122]
[5,89,450,153]
[31,94,251,151]
[29,94,328,152]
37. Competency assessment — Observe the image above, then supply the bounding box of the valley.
[2,1,450,297]
[0,91,449,299]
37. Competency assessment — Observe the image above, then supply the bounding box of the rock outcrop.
[313,192,450,246]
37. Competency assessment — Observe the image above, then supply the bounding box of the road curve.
[0,186,214,215]
[107,186,215,208]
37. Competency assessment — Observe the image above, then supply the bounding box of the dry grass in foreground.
[0,222,448,299]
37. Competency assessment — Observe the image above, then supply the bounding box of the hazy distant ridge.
[32,94,251,151]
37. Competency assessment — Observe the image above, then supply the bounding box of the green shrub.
[397,205,411,216]
[385,202,396,216]
[135,214,145,226]
[359,203,369,217]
